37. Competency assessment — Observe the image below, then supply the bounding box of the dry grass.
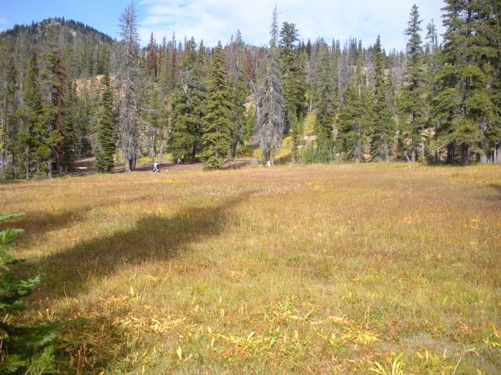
[1,163,500,374]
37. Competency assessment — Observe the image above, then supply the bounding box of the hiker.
[153,161,159,172]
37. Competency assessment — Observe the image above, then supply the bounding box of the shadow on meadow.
[489,184,501,200]
[5,194,155,240]
[26,193,251,300]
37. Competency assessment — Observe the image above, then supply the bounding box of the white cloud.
[0,17,8,31]
[138,0,445,50]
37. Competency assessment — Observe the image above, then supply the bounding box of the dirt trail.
[70,158,259,175]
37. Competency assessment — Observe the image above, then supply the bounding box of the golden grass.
[1,163,500,373]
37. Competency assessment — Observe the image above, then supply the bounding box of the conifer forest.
[1,1,501,374]
[1,1,500,178]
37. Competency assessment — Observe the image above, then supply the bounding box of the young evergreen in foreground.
[0,213,59,373]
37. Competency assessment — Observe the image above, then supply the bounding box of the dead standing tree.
[256,6,285,166]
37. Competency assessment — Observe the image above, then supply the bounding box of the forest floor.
[71,157,259,175]
[1,163,500,373]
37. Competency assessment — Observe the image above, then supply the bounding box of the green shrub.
[0,213,59,374]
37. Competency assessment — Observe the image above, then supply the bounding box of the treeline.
[0,1,500,178]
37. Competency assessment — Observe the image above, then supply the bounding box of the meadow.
[1,163,500,374]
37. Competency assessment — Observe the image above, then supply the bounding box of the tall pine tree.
[338,54,371,162]
[279,22,306,134]
[170,38,207,163]
[96,63,116,172]
[40,47,66,177]
[201,42,233,170]
[314,41,337,162]
[370,36,395,161]
[19,49,43,179]
[434,0,501,164]
[398,5,428,162]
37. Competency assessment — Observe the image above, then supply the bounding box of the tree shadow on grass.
[488,184,501,200]
[25,193,250,301]
[1,194,154,240]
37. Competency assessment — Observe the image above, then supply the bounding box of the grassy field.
[1,163,500,374]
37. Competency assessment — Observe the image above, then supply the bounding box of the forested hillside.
[0,1,500,178]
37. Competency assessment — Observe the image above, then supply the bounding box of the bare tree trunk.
[48,160,52,178]
[446,140,455,164]
[460,142,469,165]
[495,143,501,164]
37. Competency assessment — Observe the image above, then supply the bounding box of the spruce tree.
[201,42,233,170]
[314,42,337,162]
[398,4,428,162]
[170,38,207,163]
[1,43,19,178]
[424,19,441,163]
[0,213,59,373]
[434,0,500,164]
[227,31,250,158]
[19,49,43,179]
[338,55,370,162]
[61,81,77,172]
[279,22,306,134]
[256,6,286,166]
[228,68,248,159]
[370,36,395,161]
[40,48,66,176]
[96,63,116,172]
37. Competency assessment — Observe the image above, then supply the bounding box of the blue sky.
[1,0,445,51]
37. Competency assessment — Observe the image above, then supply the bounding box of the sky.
[1,0,445,51]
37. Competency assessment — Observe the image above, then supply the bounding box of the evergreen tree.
[40,47,66,177]
[314,42,337,162]
[1,42,19,178]
[96,63,116,172]
[169,38,207,163]
[424,19,441,162]
[61,80,77,172]
[370,36,395,161]
[227,31,249,158]
[398,4,428,162]
[0,213,59,373]
[73,78,94,159]
[19,49,43,179]
[228,68,249,159]
[279,22,306,134]
[256,6,286,165]
[117,1,141,171]
[434,0,501,164]
[167,33,179,91]
[338,55,371,162]
[201,42,233,170]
